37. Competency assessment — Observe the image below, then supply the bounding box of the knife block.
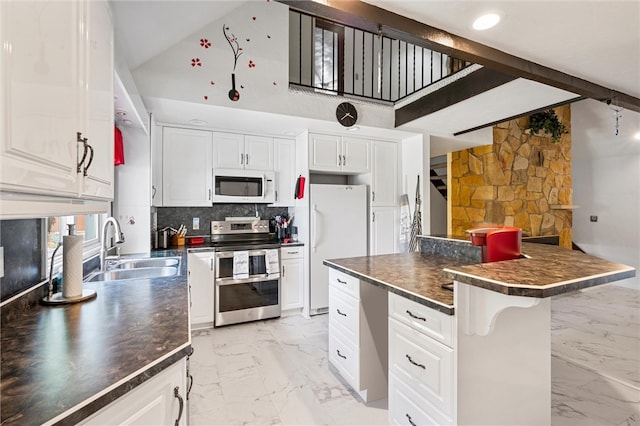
[172,234,185,246]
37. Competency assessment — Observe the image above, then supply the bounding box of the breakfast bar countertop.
[0,250,191,426]
[444,242,636,297]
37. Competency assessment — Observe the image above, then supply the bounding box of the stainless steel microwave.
[212,169,276,203]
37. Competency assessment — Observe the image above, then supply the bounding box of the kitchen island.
[323,237,635,425]
[0,250,191,425]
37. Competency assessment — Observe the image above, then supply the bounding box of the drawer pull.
[406,413,417,426]
[336,278,347,285]
[405,354,426,370]
[173,386,184,426]
[336,349,347,359]
[406,309,426,322]
[336,308,347,317]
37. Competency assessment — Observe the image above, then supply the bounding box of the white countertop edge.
[42,341,192,426]
[444,265,636,290]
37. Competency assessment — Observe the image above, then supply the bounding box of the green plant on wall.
[528,109,568,143]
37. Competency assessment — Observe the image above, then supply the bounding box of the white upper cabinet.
[162,127,212,207]
[309,133,370,174]
[0,0,114,200]
[212,133,273,171]
[81,0,114,199]
[272,138,296,206]
[342,137,371,174]
[371,141,398,206]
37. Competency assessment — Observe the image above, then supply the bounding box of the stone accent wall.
[449,105,573,248]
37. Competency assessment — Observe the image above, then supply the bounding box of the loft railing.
[288,10,473,103]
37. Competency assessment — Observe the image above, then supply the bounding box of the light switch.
[193,217,200,230]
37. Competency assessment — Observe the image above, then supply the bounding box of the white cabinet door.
[212,132,244,170]
[1,0,81,197]
[80,0,113,200]
[342,137,370,174]
[272,138,296,206]
[371,206,399,255]
[151,121,163,206]
[82,358,188,426]
[309,133,341,172]
[188,251,215,327]
[372,141,398,206]
[281,246,304,311]
[162,127,212,206]
[244,135,273,170]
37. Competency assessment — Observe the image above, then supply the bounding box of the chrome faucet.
[101,217,125,271]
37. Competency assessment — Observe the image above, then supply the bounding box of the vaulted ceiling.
[110,0,639,148]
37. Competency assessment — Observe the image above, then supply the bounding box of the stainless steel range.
[211,219,281,327]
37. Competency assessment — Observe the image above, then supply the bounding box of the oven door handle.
[216,274,281,285]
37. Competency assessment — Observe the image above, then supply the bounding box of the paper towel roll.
[62,234,83,298]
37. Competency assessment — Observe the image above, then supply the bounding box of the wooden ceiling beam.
[277,0,640,113]
[395,68,518,127]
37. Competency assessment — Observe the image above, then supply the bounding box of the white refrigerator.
[310,184,368,312]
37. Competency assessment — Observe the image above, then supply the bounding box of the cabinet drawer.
[328,325,359,389]
[329,284,359,342]
[329,268,359,299]
[389,318,454,418]
[280,246,304,259]
[389,293,454,347]
[389,372,452,426]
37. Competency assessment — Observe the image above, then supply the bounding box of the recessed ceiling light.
[633,131,640,140]
[473,13,501,30]
[189,119,208,126]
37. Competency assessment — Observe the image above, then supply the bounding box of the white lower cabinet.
[82,357,188,426]
[388,293,455,425]
[327,268,387,403]
[280,246,304,312]
[188,251,215,328]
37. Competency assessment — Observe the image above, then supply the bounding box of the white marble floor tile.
[190,285,639,425]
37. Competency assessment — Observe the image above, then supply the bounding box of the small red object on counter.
[187,236,205,245]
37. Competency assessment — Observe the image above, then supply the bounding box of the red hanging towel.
[114,125,125,165]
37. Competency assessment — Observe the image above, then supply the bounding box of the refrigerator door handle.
[312,204,318,250]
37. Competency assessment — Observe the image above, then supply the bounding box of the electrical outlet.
[193,217,200,230]
[590,215,598,222]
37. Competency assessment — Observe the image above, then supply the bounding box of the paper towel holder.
[42,226,97,306]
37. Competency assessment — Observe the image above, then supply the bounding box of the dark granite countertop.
[323,238,635,315]
[444,242,636,297]
[0,250,191,425]
[324,253,472,315]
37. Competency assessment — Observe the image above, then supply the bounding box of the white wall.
[401,134,430,240]
[430,184,447,235]
[113,125,152,255]
[572,99,640,289]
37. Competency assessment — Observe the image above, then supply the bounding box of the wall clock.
[336,102,358,127]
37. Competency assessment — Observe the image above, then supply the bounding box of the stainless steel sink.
[108,257,180,270]
[85,266,179,282]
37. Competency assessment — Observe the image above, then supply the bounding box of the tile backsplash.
[0,219,45,302]
[157,204,290,236]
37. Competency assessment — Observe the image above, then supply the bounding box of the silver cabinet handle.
[282,265,285,277]
[372,191,375,202]
[152,185,157,199]
[173,386,184,426]
[240,153,244,165]
[209,189,212,201]
[83,142,94,177]
[187,374,194,400]
[210,258,214,271]
[406,309,426,321]
[405,354,426,370]
[343,155,346,166]
[337,154,341,167]
[336,308,347,317]
[373,212,375,222]
[336,278,347,285]
[275,190,278,201]
[245,153,249,165]
[77,132,88,173]
[336,349,347,359]
[188,284,192,308]
[406,413,417,426]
